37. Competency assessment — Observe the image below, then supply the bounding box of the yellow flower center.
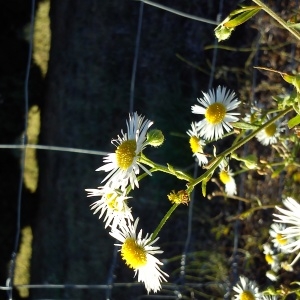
[116,140,137,170]
[264,123,276,137]
[219,170,231,184]
[240,291,255,300]
[106,193,118,209]
[189,136,202,153]
[265,254,274,265]
[121,238,147,269]
[106,193,125,212]
[205,103,226,125]
[276,233,287,245]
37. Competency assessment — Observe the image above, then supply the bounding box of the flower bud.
[215,24,234,42]
[147,129,164,147]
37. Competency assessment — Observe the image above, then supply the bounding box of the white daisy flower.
[191,85,240,140]
[97,112,153,190]
[255,115,285,146]
[218,159,237,196]
[186,122,208,166]
[232,275,260,300]
[269,223,290,253]
[86,184,133,229]
[109,218,168,293]
[262,243,280,272]
[273,197,300,265]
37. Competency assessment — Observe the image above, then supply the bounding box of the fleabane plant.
[85,1,300,296]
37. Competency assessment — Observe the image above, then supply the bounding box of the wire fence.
[1,0,298,299]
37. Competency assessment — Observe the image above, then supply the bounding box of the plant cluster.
[86,1,300,299]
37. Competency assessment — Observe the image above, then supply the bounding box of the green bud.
[147,129,164,147]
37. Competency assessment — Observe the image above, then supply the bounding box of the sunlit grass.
[24,105,40,193]
[33,0,50,76]
[15,1,50,297]
[14,226,33,298]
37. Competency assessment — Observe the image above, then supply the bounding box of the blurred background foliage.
[0,0,299,299]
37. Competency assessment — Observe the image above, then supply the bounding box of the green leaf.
[232,121,259,130]
[282,73,300,93]
[202,178,208,197]
[201,173,212,197]
[287,22,300,30]
[167,163,176,175]
[288,114,300,129]
[224,7,261,28]
[228,6,262,17]
[232,153,257,169]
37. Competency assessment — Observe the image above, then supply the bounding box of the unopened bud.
[214,17,234,42]
[147,129,164,147]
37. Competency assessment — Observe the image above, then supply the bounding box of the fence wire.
[6,0,36,299]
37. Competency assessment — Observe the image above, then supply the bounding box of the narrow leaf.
[224,8,261,28]
[202,179,208,197]
[232,121,259,130]
[288,114,300,129]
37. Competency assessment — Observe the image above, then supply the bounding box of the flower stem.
[139,154,194,182]
[252,0,300,41]
[151,203,178,241]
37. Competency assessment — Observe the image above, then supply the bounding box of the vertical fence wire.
[6,0,36,299]
[129,1,144,114]
[208,0,224,91]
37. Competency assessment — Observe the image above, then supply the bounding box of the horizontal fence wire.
[0,144,108,156]
[0,281,224,290]
[135,0,218,25]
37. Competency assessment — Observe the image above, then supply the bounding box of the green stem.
[220,107,292,159]
[252,0,300,41]
[139,154,194,182]
[151,203,178,241]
